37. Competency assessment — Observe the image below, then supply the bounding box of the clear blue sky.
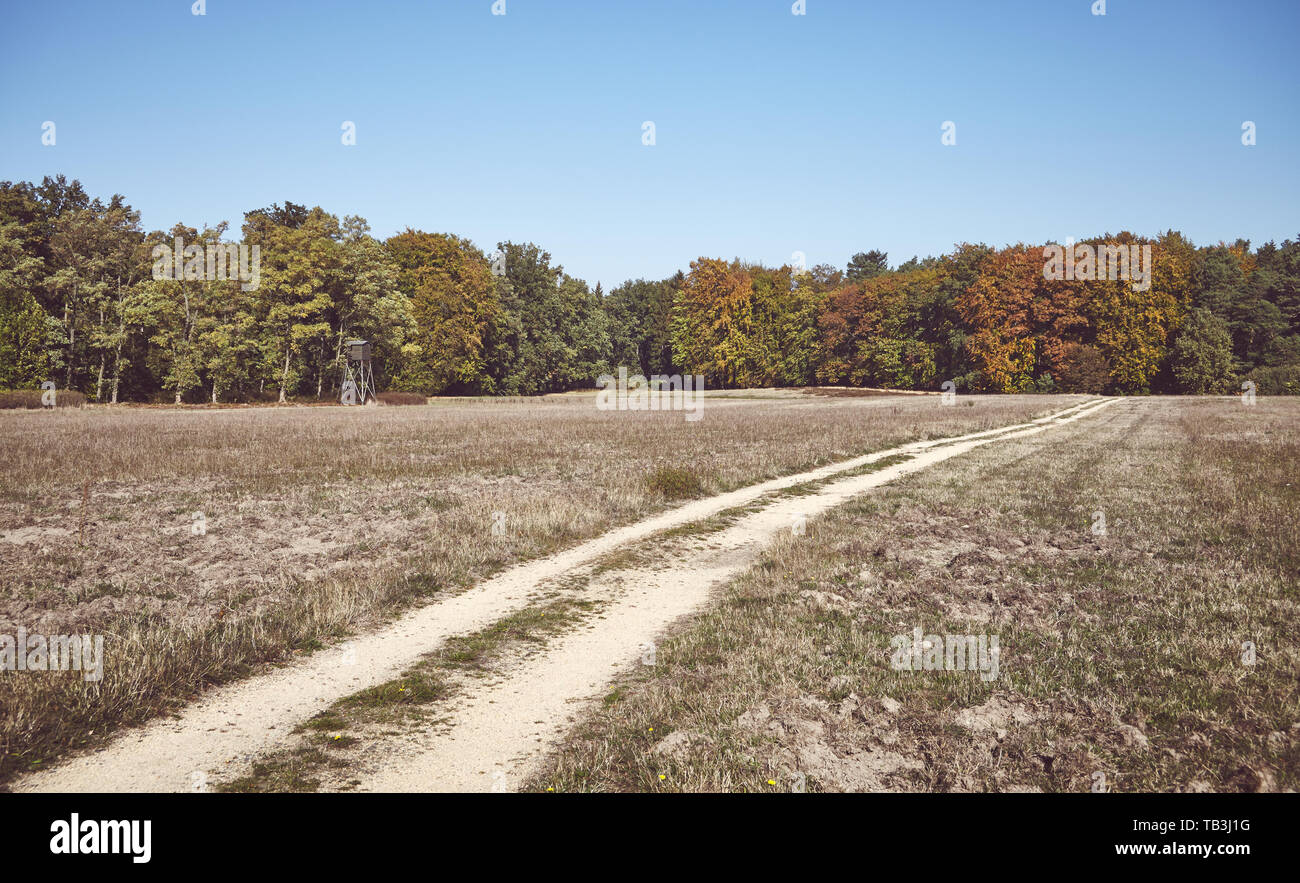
[2,0,1296,289]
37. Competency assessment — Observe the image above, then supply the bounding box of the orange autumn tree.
[1031,254,1091,379]
[959,237,1188,393]
[817,267,940,388]
[956,246,1041,391]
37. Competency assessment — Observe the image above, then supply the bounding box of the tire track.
[15,398,1112,793]
[344,398,1122,792]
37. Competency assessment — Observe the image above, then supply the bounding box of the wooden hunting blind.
[341,338,376,404]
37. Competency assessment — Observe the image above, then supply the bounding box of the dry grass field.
[0,390,1085,785]
[526,397,1300,792]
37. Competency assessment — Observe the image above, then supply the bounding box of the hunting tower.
[341,339,376,404]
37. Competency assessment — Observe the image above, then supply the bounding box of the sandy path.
[349,397,1120,792]
[14,398,1111,793]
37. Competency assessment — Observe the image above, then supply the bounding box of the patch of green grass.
[219,747,342,793]
[296,711,347,733]
[645,466,703,500]
[340,671,451,709]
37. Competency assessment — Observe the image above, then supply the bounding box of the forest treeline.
[2,175,1298,402]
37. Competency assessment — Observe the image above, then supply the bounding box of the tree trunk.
[278,346,290,403]
[110,336,123,404]
[110,276,125,404]
[63,297,74,390]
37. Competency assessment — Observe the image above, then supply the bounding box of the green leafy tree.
[818,267,938,389]
[0,221,51,388]
[387,229,497,394]
[603,277,678,377]
[244,204,337,402]
[1169,308,1236,393]
[846,250,889,281]
[136,225,217,403]
[489,242,610,394]
[333,221,412,395]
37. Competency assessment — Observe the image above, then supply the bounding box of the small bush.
[645,466,703,500]
[0,389,88,409]
[1055,343,1111,393]
[377,391,427,406]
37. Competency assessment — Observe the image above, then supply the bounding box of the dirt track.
[15,398,1116,793]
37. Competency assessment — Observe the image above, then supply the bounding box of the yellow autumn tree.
[669,258,755,387]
